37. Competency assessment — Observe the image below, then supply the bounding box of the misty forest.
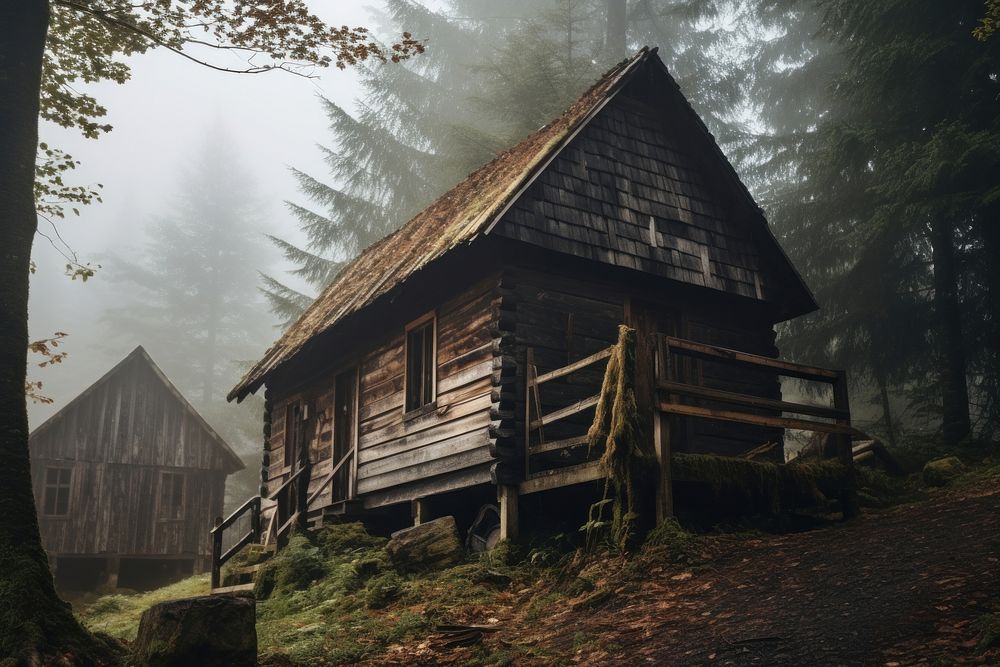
[1,1,999,665]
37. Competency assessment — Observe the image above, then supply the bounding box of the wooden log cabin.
[222,47,854,572]
[29,346,244,591]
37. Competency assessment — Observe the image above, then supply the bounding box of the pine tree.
[103,130,274,415]
[744,0,1000,444]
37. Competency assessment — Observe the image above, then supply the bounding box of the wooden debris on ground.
[431,623,501,648]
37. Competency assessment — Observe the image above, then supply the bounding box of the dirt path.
[519,481,1000,666]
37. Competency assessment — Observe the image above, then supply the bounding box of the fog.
[27,4,376,428]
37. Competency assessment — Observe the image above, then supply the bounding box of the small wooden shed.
[29,346,244,591]
[218,48,855,580]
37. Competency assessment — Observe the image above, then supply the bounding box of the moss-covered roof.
[229,48,654,401]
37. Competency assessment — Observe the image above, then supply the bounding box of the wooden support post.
[211,516,222,589]
[524,348,536,481]
[498,485,519,541]
[833,371,859,519]
[411,497,429,526]
[654,335,674,523]
[105,556,120,590]
[653,411,674,523]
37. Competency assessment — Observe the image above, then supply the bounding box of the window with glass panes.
[43,467,72,516]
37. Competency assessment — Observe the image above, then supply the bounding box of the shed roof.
[230,47,815,402]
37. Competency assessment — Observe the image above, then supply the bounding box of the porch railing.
[519,330,858,517]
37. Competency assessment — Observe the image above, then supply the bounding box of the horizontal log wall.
[266,275,501,509]
[357,276,499,506]
[678,312,783,457]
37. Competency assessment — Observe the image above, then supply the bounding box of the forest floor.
[490,476,1000,666]
[77,467,1000,666]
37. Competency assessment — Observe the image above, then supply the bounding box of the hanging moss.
[584,325,656,550]
[671,453,850,514]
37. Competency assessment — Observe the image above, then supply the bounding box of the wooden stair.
[211,543,276,595]
[306,499,365,529]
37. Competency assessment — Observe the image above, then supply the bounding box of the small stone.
[922,456,966,487]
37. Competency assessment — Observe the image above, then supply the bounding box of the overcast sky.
[27,3,394,426]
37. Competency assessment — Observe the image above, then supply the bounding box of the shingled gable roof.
[230,46,815,402]
[32,346,244,473]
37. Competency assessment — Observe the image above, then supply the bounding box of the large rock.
[133,592,256,666]
[386,516,464,573]
[923,456,966,487]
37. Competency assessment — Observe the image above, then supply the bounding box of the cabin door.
[278,401,308,527]
[331,367,358,503]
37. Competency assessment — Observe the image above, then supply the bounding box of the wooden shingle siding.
[495,91,770,302]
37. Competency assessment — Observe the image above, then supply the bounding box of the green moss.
[922,456,966,486]
[974,613,1000,652]
[585,325,656,550]
[672,452,850,514]
[362,572,403,609]
[315,522,387,556]
[254,533,327,600]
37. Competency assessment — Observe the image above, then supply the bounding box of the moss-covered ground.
[74,450,1000,665]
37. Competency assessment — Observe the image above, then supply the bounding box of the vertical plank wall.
[29,353,230,561]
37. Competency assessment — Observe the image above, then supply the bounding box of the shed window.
[43,467,72,516]
[405,314,436,412]
[159,472,185,520]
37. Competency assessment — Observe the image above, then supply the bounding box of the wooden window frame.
[157,470,186,521]
[43,465,73,517]
[403,311,437,415]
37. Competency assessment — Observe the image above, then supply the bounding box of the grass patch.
[76,574,211,641]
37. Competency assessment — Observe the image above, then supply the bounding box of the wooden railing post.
[653,335,674,522]
[251,497,261,542]
[833,371,859,519]
[524,347,536,481]
[297,461,311,530]
[211,516,223,589]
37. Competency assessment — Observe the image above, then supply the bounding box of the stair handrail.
[210,495,262,588]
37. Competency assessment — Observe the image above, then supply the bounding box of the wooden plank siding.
[31,461,225,559]
[28,348,237,563]
[265,275,502,510]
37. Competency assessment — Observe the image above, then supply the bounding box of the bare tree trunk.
[0,2,114,662]
[606,0,627,61]
[930,217,972,447]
